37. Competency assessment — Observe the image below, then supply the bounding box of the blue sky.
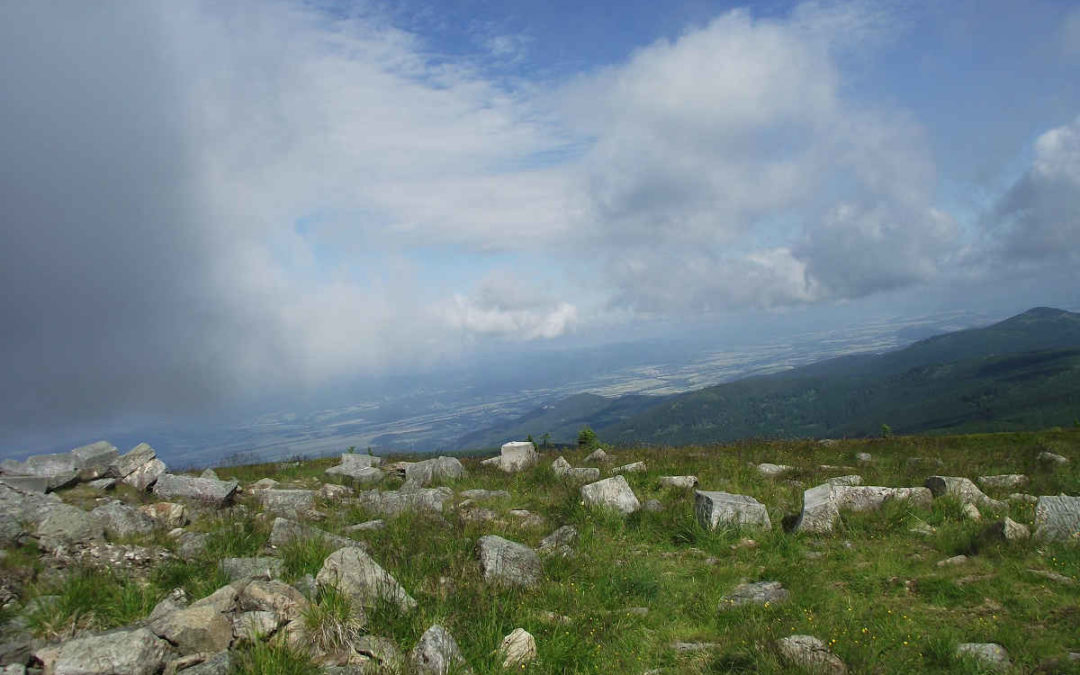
[1,0,1079,451]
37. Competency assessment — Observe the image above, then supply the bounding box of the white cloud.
[442,271,579,340]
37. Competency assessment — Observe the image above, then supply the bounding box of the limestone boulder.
[71,441,120,481]
[1034,495,1080,541]
[826,475,862,487]
[584,449,610,463]
[459,489,510,501]
[983,517,1030,542]
[476,535,541,588]
[925,476,1004,509]
[139,502,188,528]
[581,476,640,515]
[756,463,793,478]
[482,441,539,474]
[34,628,168,675]
[551,457,599,483]
[125,459,167,491]
[539,525,579,556]
[403,457,466,486]
[35,503,105,551]
[316,546,417,612]
[152,474,238,507]
[239,579,309,622]
[695,491,771,531]
[150,603,233,654]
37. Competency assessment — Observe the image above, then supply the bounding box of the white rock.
[695,491,771,530]
[499,628,537,668]
[581,476,640,515]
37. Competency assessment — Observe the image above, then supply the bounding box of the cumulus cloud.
[987,116,1080,263]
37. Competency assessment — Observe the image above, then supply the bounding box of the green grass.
[3,428,1078,672]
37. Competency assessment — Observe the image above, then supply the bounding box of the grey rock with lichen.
[695,491,771,530]
[581,476,640,515]
[476,535,542,587]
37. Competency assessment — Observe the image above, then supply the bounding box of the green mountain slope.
[460,307,1080,448]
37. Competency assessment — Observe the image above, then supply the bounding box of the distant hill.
[460,307,1080,448]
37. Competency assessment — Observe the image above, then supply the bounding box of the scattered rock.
[826,475,862,487]
[855,452,872,463]
[671,642,719,653]
[539,525,578,556]
[239,579,309,622]
[719,581,789,609]
[499,628,536,669]
[249,478,280,491]
[0,475,52,493]
[139,502,188,528]
[232,610,279,642]
[482,441,539,474]
[962,503,982,521]
[411,624,468,675]
[977,474,1028,489]
[925,476,1004,510]
[508,509,546,529]
[36,503,105,551]
[404,457,466,487]
[345,519,385,533]
[909,521,936,536]
[1026,569,1076,586]
[86,477,116,491]
[1038,451,1069,465]
[34,627,169,675]
[659,475,698,489]
[152,474,238,507]
[642,499,663,512]
[794,484,932,533]
[983,517,1030,542]
[257,489,317,518]
[219,557,285,581]
[316,546,417,612]
[777,635,846,674]
[612,461,646,475]
[176,531,209,561]
[936,555,969,567]
[150,602,234,654]
[476,535,542,587]
[200,468,220,481]
[756,463,793,478]
[1034,495,1080,541]
[551,457,601,483]
[356,487,453,518]
[269,517,354,551]
[695,490,772,531]
[91,500,157,539]
[584,449,610,463]
[1008,493,1038,504]
[318,483,353,501]
[955,643,1010,671]
[581,476,640,515]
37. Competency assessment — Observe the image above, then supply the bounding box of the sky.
[2,0,1079,455]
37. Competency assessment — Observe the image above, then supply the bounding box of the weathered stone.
[345,519,385,533]
[91,500,156,539]
[826,475,862,487]
[642,499,663,512]
[0,451,78,481]
[269,517,354,551]
[1038,451,1069,465]
[355,487,452,518]
[1034,495,1080,541]
[794,484,932,533]
[199,468,219,481]
[337,453,384,469]
[0,476,51,493]
[695,491,771,530]
[459,489,510,501]
[411,625,468,675]
[583,449,610,463]
[249,478,279,491]
[109,443,157,478]
[169,650,231,675]
[86,477,116,491]
[36,503,105,550]
[719,581,788,609]
[219,557,285,581]
[316,546,417,612]
[855,452,872,463]
[484,441,538,474]
[176,532,209,561]
[925,476,1004,510]
[123,459,167,491]
[777,635,846,674]
[539,525,578,555]
[581,476,640,515]
[239,579,309,622]
[977,474,1028,489]
[139,502,187,528]
[34,628,168,675]
[71,441,120,481]
[402,457,464,487]
[983,517,1030,542]
[962,503,982,521]
[354,636,404,672]
[660,475,699,489]
[1008,493,1038,504]
[327,464,385,487]
[190,583,241,613]
[151,604,233,654]
[257,489,317,517]
[551,458,601,483]
[318,483,353,501]
[498,628,537,669]
[232,611,279,641]
[148,589,188,623]
[756,463,793,478]
[612,461,646,475]
[955,643,1010,671]
[476,535,541,587]
[152,474,238,507]
[937,555,969,567]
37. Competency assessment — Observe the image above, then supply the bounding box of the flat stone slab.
[612,461,647,475]
[152,474,238,507]
[1034,495,1080,541]
[34,627,169,675]
[256,489,316,517]
[403,456,466,486]
[976,474,1028,489]
[719,581,788,609]
[356,487,453,517]
[459,489,510,501]
[695,491,771,530]
[581,475,640,515]
[326,464,385,486]
[269,517,354,550]
[756,463,793,477]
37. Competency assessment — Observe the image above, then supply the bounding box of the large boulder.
[777,635,846,674]
[411,624,468,675]
[316,546,417,612]
[90,501,157,539]
[539,525,579,556]
[139,502,187,528]
[124,458,167,492]
[152,474,238,507]
[0,450,80,491]
[404,457,466,486]
[695,491,771,531]
[111,443,167,491]
[925,476,1004,509]
[256,489,317,518]
[476,535,542,587]
[33,628,169,675]
[269,517,355,550]
[584,449,610,463]
[482,441,538,474]
[581,476,640,515]
[794,484,932,533]
[35,503,105,551]
[71,441,120,481]
[150,603,233,654]
[355,487,452,518]
[1034,495,1080,541]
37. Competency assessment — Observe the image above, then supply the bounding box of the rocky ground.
[0,431,1078,674]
